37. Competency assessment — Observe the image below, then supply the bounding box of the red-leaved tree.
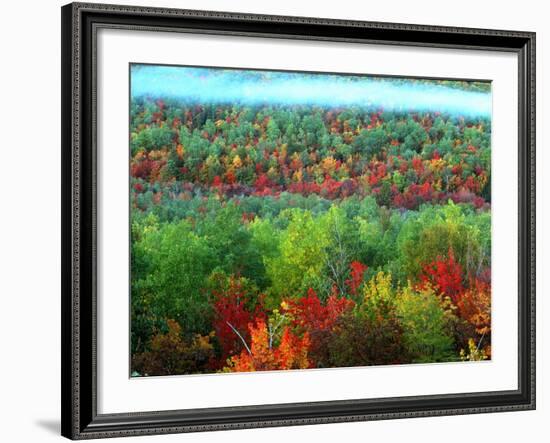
[211,276,265,364]
[284,288,354,366]
[419,249,464,304]
[345,261,369,295]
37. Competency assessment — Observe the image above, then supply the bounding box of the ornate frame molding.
[61,2,535,439]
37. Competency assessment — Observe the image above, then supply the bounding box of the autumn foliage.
[419,249,464,304]
[130,80,492,376]
[210,276,265,363]
[345,261,369,296]
[132,320,215,376]
[285,288,355,333]
[456,277,491,336]
[225,319,311,372]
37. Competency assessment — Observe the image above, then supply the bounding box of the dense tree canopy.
[130,93,492,376]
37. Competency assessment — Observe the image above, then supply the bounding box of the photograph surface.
[129,64,492,376]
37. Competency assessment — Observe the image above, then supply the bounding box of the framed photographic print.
[61,2,536,439]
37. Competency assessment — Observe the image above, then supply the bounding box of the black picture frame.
[61,2,536,439]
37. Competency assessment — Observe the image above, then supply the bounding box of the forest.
[130,68,491,376]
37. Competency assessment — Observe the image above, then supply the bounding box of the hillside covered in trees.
[130,66,492,376]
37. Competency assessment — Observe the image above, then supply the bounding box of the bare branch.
[476,330,486,353]
[268,314,286,349]
[226,321,252,355]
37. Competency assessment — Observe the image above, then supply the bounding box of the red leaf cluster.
[211,277,265,362]
[419,249,464,304]
[285,288,355,333]
[345,261,369,295]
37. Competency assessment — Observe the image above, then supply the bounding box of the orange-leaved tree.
[224,318,311,372]
[456,276,491,358]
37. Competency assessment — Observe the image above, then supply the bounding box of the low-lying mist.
[131,64,491,117]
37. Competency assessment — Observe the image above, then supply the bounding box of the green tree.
[396,201,486,282]
[265,209,330,304]
[134,219,215,336]
[396,284,455,362]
